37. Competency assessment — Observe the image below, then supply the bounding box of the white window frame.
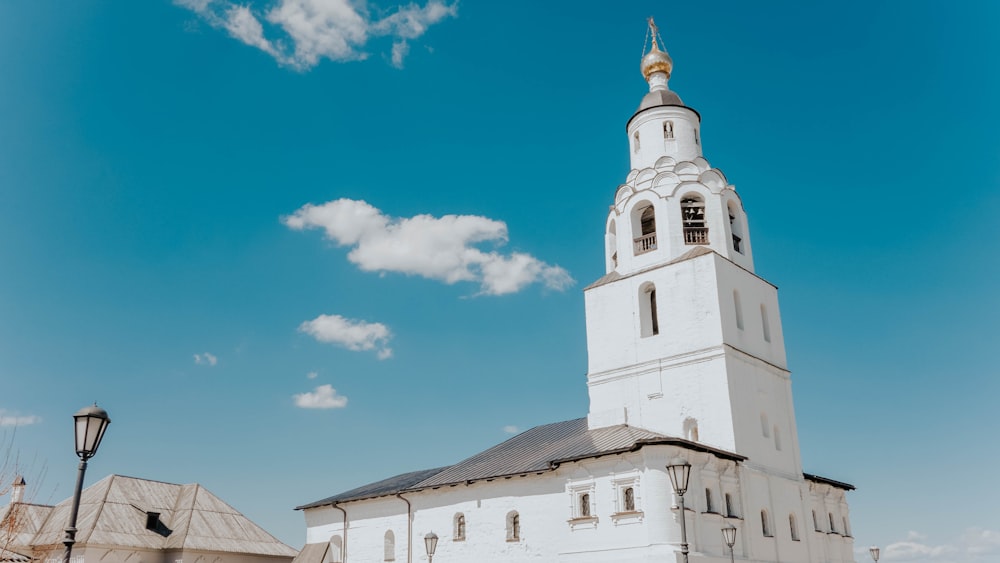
[611,472,643,524]
[566,479,597,526]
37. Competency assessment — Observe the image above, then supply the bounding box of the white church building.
[293,22,857,563]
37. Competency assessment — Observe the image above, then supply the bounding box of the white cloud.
[0,410,41,427]
[174,0,457,70]
[294,384,348,409]
[390,40,409,68]
[502,425,519,434]
[370,1,456,39]
[299,314,393,359]
[225,5,280,58]
[307,371,319,379]
[862,528,1000,562]
[284,198,574,296]
[194,352,218,366]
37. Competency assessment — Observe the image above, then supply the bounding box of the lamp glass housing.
[722,524,737,547]
[666,458,692,495]
[424,532,438,556]
[869,546,880,561]
[74,404,111,460]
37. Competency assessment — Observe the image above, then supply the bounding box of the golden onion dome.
[641,44,672,81]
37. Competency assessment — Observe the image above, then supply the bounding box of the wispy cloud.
[502,425,519,434]
[194,352,218,366]
[175,0,457,70]
[294,384,348,409]
[862,528,1000,562]
[0,410,41,427]
[284,198,574,296]
[307,371,319,379]
[299,314,393,359]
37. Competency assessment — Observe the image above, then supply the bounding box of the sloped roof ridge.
[177,483,297,555]
[585,246,717,290]
[296,466,450,510]
[105,474,188,487]
[165,482,199,551]
[77,474,117,545]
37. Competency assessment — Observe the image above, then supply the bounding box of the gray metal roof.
[416,418,665,487]
[8,475,297,558]
[636,88,684,111]
[291,541,329,563]
[296,467,450,509]
[298,417,746,510]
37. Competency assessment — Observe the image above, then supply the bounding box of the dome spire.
[641,17,672,91]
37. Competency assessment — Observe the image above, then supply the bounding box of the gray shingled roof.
[298,417,745,510]
[9,475,297,558]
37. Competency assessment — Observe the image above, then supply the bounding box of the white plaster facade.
[295,27,856,563]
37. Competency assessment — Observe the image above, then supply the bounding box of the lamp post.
[666,458,692,563]
[722,524,737,563]
[869,546,880,562]
[63,404,111,563]
[424,532,438,563]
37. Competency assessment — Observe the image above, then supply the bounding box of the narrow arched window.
[789,514,799,541]
[579,493,591,517]
[663,120,674,140]
[384,530,395,561]
[640,283,659,337]
[633,131,640,153]
[734,290,744,330]
[728,202,744,254]
[454,513,466,541]
[623,487,635,512]
[681,195,708,245]
[774,426,782,451]
[761,413,770,437]
[329,535,344,563]
[641,206,656,236]
[725,493,736,517]
[507,511,520,541]
[705,488,714,513]
[761,304,771,342]
[829,513,837,534]
[761,510,772,537]
[649,289,659,335]
[812,510,820,531]
[633,205,657,255]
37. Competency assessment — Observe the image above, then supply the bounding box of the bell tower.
[585,19,803,476]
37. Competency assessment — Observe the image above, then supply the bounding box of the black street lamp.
[722,524,737,563]
[424,532,438,562]
[869,546,880,562]
[63,404,111,563]
[666,458,692,563]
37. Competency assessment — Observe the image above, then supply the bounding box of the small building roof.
[290,541,329,563]
[297,417,745,510]
[5,475,297,558]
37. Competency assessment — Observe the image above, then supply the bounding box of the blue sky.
[1,1,998,560]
